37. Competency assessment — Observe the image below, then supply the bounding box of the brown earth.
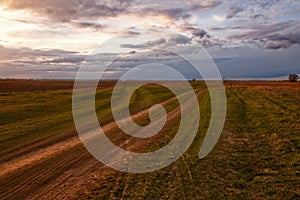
[0,84,204,199]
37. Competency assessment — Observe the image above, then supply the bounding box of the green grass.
[0,90,74,151]
[0,81,299,199]
[89,85,300,199]
[0,83,188,153]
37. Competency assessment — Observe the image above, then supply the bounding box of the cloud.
[43,57,86,64]
[1,0,299,80]
[136,0,222,20]
[168,35,192,45]
[0,0,134,23]
[0,45,79,60]
[264,33,300,49]
[0,45,87,79]
[146,38,168,46]
[101,50,202,80]
[228,21,300,49]
[0,0,222,26]
[226,5,244,19]
[0,45,86,75]
[126,31,141,36]
[120,35,194,49]
[225,0,300,21]
[153,8,191,20]
[73,22,104,30]
[179,24,211,39]
[212,15,225,22]
[265,40,293,50]
[121,38,167,49]
[177,24,226,48]
[208,26,242,31]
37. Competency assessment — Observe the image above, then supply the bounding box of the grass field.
[0,80,299,199]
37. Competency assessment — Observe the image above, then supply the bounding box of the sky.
[0,0,299,80]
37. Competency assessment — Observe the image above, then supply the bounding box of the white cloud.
[212,14,225,23]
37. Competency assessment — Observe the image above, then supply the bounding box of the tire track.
[115,90,204,199]
[1,147,89,199]
[1,89,206,199]
[0,90,195,178]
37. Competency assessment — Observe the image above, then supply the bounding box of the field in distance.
[0,79,299,199]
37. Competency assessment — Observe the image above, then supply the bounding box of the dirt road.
[0,89,204,199]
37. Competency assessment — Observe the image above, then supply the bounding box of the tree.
[289,74,299,82]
